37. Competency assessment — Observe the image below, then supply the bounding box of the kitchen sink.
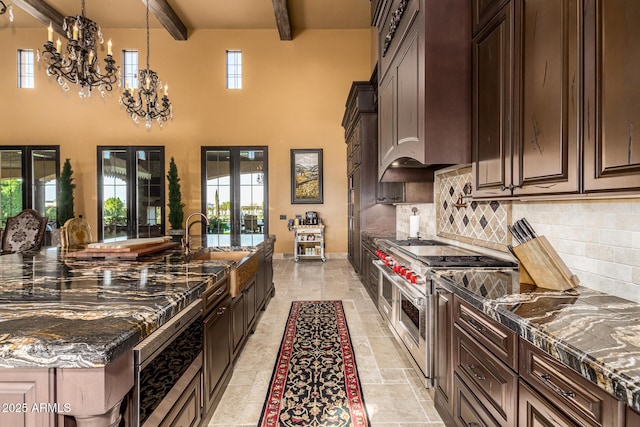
[192,250,258,297]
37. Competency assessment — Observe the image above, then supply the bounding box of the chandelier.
[37,0,118,97]
[120,1,172,129]
[0,1,13,22]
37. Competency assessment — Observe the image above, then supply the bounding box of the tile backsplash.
[395,166,640,303]
[435,166,510,252]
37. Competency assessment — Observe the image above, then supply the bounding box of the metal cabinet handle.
[466,317,486,332]
[540,374,575,398]
[467,364,486,381]
[216,307,227,316]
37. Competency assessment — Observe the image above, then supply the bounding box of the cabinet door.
[627,406,640,427]
[453,374,500,427]
[378,73,395,171]
[584,0,640,192]
[231,293,245,359]
[244,276,257,334]
[472,0,510,34]
[0,369,55,427]
[519,380,579,427]
[203,299,231,413]
[434,287,453,414]
[513,0,581,196]
[472,2,514,198]
[160,366,202,427]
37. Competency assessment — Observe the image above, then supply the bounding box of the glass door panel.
[101,150,129,240]
[239,150,265,234]
[204,150,232,234]
[0,150,23,228]
[31,150,58,224]
[136,149,164,238]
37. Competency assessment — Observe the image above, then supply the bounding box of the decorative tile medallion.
[435,166,511,252]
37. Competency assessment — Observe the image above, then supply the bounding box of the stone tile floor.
[207,258,445,427]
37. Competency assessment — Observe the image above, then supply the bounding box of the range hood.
[379,157,450,183]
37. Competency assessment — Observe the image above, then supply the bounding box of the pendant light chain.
[146,0,150,70]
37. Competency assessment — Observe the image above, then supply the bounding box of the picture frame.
[290,149,323,204]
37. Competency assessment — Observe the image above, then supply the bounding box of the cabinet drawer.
[519,339,624,427]
[203,275,229,314]
[453,297,518,370]
[378,0,420,79]
[454,325,517,426]
[519,379,580,427]
[453,373,500,427]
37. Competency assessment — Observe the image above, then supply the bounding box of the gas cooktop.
[418,254,518,268]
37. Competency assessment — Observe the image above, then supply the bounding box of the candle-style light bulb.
[47,23,53,43]
[164,85,168,96]
[56,38,61,53]
[88,50,94,64]
[72,23,79,40]
[107,39,113,56]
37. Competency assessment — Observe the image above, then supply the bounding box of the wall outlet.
[280,214,287,220]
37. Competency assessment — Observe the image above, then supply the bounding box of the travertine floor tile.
[207,258,443,426]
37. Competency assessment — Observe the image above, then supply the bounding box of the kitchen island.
[0,235,274,427]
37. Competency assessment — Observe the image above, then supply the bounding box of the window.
[226,50,242,89]
[122,50,139,89]
[97,147,165,241]
[0,146,59,228]
[202,147,267,245]
[17,49,34,89]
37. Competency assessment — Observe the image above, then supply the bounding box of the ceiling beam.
[144,0,188,41]
[272,0,292,41]
[11,0,64,35]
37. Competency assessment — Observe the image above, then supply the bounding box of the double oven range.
[372,238,517,388]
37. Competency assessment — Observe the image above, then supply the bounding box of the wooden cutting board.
[66,241,179,259]
[85,237,172,252]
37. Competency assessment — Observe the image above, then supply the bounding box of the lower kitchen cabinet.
[627,406,640,427]
[203,296,232,421]
[453,373,500,427]
[360,238,378,305]
[231,292,245,359]
[0,369,55,427]
[519,379,579,427]
[434,286,453,415]
[244,276,257,334]
[155,357,203,427]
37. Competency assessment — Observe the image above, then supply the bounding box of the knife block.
[511,236,579,291]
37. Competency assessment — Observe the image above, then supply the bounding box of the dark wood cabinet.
[230,292,245,359]
[627,406,640,427]
[473,0,582,198]
[243,276,257,334]
[434,287,453,417]
[519,379,580,427]
[375,0,471,181]
[453,373,500,427]
[519,339,623,427]
[583,0,640,193]
[343,80,396,274]
[203,296,231,420]
[472,0,509,35]
[472,1,514,199]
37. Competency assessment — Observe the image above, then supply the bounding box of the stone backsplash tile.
[435,166,511,252]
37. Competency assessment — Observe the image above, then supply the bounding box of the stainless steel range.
[372,238,517,388]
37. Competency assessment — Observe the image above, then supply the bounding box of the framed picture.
[291,149,323,204]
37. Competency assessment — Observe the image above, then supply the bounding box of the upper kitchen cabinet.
[472,0,510,35]
[473,0,581,198]
[583,0,640,193]
[375,0,471,182]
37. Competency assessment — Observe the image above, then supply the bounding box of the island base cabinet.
[203,297,232,422]
[453,374,500,427]
[0,369,55,427]
[627,406,640,427]
[231,294,245,360]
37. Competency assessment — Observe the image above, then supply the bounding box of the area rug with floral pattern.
[258,300,370,427]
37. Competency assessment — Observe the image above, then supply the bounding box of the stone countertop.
[0,236,274,369]
[432,268,640,412]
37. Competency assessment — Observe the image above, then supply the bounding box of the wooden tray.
[66,241,179,259]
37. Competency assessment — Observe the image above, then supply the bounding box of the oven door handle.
[395,280,425,306]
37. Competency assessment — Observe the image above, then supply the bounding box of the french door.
[97,147,165,240]
[201,147,268,237]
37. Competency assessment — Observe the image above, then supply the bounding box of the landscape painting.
[291,149,323,204]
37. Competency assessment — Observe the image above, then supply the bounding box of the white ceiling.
[6,0,373,33]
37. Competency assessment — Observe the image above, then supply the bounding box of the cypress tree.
[167,157,184,230]
[58,159,75,226]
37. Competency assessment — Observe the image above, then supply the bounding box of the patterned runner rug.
[258,300,370,427]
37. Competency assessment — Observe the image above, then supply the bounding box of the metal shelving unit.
[293,225,325,262]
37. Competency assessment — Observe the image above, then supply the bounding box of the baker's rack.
[293,225,325,262]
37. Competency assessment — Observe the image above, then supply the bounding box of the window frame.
[17,49,35,89]
[226,50,243,89]
[121,49,139,90]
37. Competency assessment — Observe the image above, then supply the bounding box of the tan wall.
[0,27,373,254]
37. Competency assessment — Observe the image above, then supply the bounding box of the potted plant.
[58,158,75,226]
[167,157,185,235]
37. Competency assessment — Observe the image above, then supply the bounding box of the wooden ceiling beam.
[144,0,188,41]
[11,0,64,35]
[272,0,292,41]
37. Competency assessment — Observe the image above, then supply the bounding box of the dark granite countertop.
[432,268,640,412]
[0,235,274,369]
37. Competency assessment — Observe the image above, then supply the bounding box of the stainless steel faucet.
[182,212,209,255]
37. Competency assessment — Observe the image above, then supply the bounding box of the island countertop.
[432,268,640,413]
[0,237,271,369]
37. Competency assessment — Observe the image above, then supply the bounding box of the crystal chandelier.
[120,1,172,129]
[37,0,118,97]
[0,1,13,22]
